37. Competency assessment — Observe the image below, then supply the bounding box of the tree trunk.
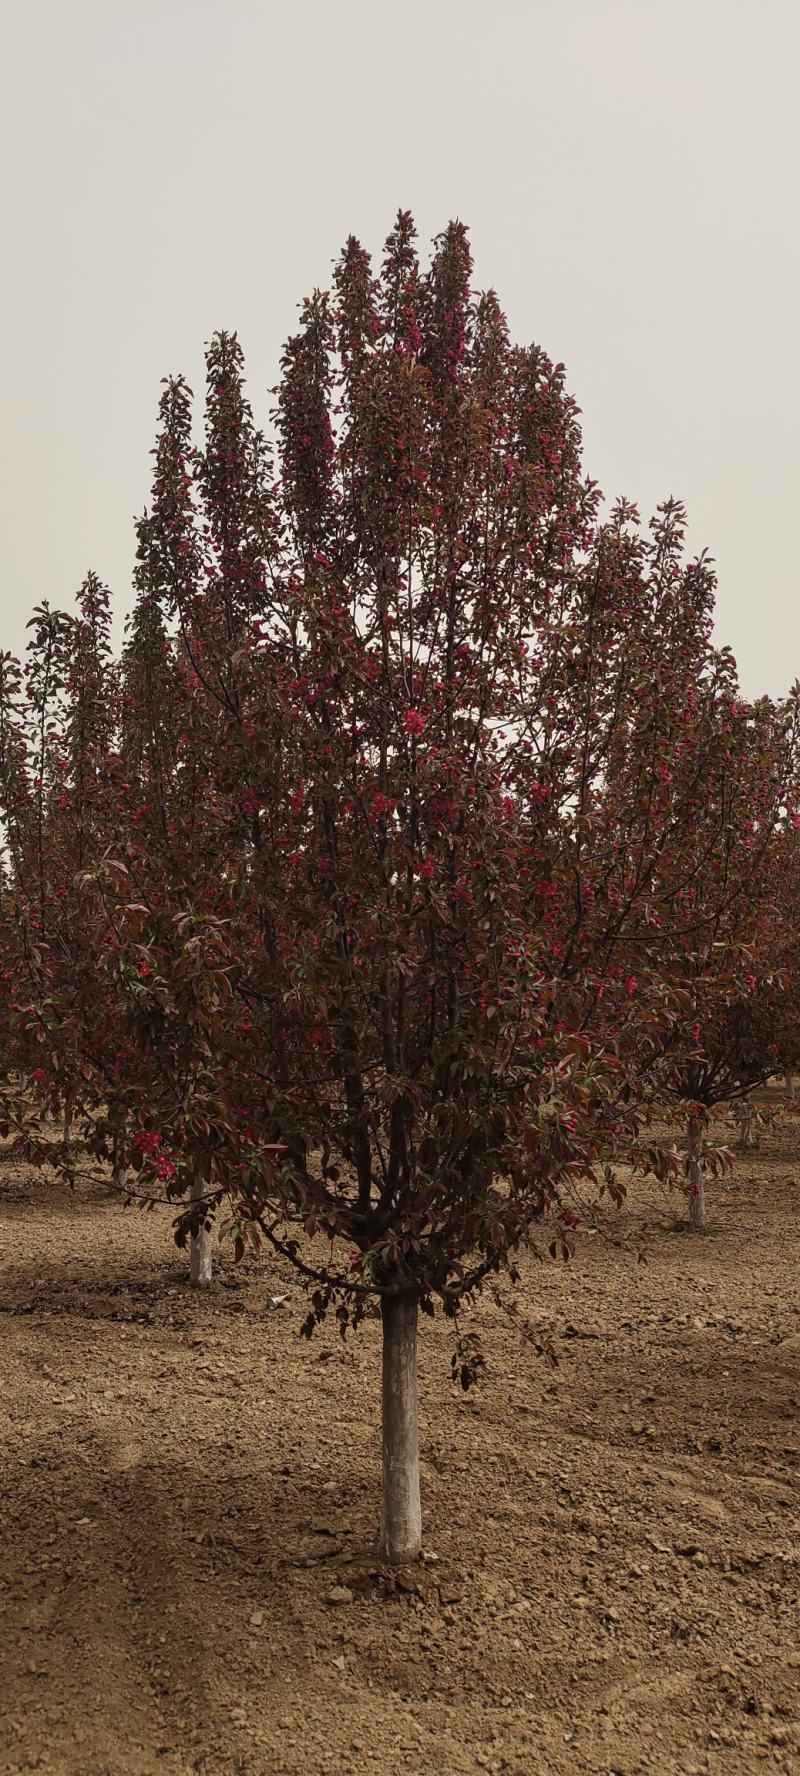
[378,1290,422,1565]
[786,1071,796,1104]
[740,1097,757,1150]
[63,1096,73,1148]
[188,1157,213,1288]
[686,1111,706,1230]
[111,1113,127,1194]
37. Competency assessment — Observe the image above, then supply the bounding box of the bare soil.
[1,1112,800,1776]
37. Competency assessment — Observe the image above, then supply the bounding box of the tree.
[674,818,800,1176]
[90,217,706,1559]
[642,699,800,1226]
[3,213,789,1559]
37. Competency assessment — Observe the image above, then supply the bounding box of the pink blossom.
[133,1130,162,1155]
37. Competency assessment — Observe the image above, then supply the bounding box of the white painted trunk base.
[378,1291,422,1565]
[189,1161,213,1288]
[740,1101,757,1150]
[111,1117,127,1195]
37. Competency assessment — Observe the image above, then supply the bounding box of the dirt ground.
[1,1110,800,1776]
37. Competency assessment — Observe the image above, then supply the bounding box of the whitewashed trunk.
[188,1157,213,1288]
[686,1112,706,1230]
[378,1290,422,1565]
[786,1071,796,1103]
[740,1097,757,1150]
[63,1096,73,1147]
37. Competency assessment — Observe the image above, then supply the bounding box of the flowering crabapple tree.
[0,584,120,1145]
[78,214,747,1563]
[501,488,800,1224]
[0,355,290,1285]
[640,697,800,1227]
[0,582,248,1287]
[675,818,800,1175]
[2,214,782,1562]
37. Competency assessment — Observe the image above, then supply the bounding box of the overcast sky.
[1,0,798,696]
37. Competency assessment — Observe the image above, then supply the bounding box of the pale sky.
[1,0,798,696]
